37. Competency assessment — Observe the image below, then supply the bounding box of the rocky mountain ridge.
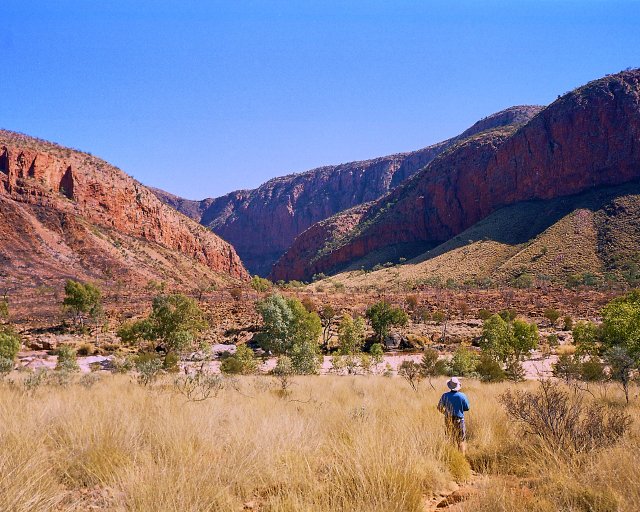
[272,69,640,282]
[0,130,248,292]
[152,106,542,275]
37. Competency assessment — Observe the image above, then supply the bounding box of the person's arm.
[437,395,445,414]
[462,394,470,412]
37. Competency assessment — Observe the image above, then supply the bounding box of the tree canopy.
[365,301,408,341]
[118,294,208,354]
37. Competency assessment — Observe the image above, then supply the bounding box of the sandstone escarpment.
[0,130,248,289]
[153,106,541,276]
[273,69,640,281]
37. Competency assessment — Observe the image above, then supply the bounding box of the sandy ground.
[16,346,557,379]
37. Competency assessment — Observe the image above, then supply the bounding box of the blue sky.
[2,1,639,199]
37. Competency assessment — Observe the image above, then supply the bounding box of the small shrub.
[552,353,580,382]
[369,343,384,364]
[56,345,80,372]
[398,360,423,391]
[498,309,517,322]
[220,345,258,375]
[443,445,472,482]
[291,340,321,375]
[405,295,418,311]
[250,275,271,293]
[111,355,134,374]
[512,272,533,289]
[174,364,223,402]
[504,357,525,382]
[163,352,180,372]
[431,310,446,324]
[76,343,95,356]
[0,326,21,361]
[475,353,505,382]
[580,357,606,382]
[419,348,440,388]
[272,355,294,397]
[135,353,163,386]
[0,298,9,322]
[46,369,74,388]
[477,309,492,321]
[543,308,561,326]
[23,368,48,394]
[499,379,631,455]
[79,372,102,389]
[562,316,574,331]
[0,356,14,377]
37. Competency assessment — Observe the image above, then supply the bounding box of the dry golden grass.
[0,375,637,511]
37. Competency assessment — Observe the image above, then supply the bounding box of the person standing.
[437,377,470,455]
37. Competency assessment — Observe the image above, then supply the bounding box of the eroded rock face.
[153,106,541,276]
[0,131,248,285]
[273,70,640,281]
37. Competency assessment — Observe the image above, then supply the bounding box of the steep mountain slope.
[152,106,541,275]
[0,130,248,292]
[312,181,640,290]
[274,69,640,282]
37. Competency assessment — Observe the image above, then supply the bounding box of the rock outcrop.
[153,106,541,276]
[272,69,640,281]
[0,130,248,290]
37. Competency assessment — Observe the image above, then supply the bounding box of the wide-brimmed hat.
[447,377,462,391]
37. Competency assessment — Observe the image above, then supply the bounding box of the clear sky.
[2,1,639,199]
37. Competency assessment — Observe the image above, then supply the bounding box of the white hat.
[447,377,461,391]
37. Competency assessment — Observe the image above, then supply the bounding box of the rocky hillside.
[307,181,640,291]
[0,130,248,293]
[153,106,541,275]
[273,69,640,282]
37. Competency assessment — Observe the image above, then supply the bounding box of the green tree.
[480,314,538,362]
[511,319,538,360]
[272,356,294,396]
[398,360,423,391]
[62,280,102,328]
[250,275,272,293]
[118,294,208,355]
[290,339,321,374]
[255,294,322,374]
[365,301,408,342]
[0,325,21,363]
[480,314,512,361]
[450,346,479,377]
[255,294,294,354]
[319,304,336,350]
[572,321,600,356]
[600,290,640,358]
[337,313,366,355]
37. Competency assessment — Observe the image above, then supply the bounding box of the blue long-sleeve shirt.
[438,391,470,418]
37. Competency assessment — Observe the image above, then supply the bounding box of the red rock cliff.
[272,70,640,281]
[153,106,541,276]
[0,131,248,284]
